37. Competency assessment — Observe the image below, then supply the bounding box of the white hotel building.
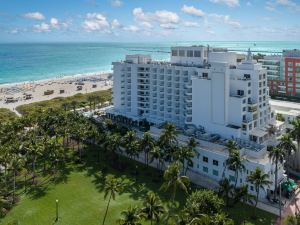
[110,46,285,200]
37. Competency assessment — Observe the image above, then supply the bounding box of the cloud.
[133,8,179,29]
[160,23,177,29]
[111,0,123,7]
[183,21,200,27]
[123,25,139,32]
[140,21,153,29]
[50,18,70,29]
[33,23,51,32]
[265,0,300,12]
[111,19,121,29]
[209,0,240,7]
[82,13,111,32]
[209,13,241,28]
[23,12,45,20]
[246,1,252,6]
[181,5,205,17]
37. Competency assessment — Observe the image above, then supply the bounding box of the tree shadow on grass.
[27,184,50,200]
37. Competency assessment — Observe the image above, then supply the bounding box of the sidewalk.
[275,189,300,224]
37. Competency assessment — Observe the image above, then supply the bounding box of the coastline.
[0,71,113,114]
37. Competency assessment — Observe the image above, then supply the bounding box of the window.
[248,82,251,87]
[243,107,246,112]
[250,186,254,191]
[213,160,219,166]
[288,62,293,66]
[172,50,178,56]
[187,50,193,57]
[203,156,208,163]
[194,50,201,57]
[203,166,208,173]
[179,50,185,57]
[229,175,235,182]
[213,170,219,176]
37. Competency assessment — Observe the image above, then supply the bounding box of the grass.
[0,145,277,225]
[0,108,18,123]
[16,89,112,116]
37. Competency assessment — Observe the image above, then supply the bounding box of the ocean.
[0,41,300,84]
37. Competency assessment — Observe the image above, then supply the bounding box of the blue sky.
[0,0,299,42]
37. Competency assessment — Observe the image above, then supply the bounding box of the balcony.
[248,106,257,113]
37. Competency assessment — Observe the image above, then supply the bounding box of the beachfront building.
[259,49,300,97]
[110,46,286,200]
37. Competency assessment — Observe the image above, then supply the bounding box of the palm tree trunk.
[13,171,16,203]
[234,171,239,188]
[254,190,259,218]
[102,193,112,225]
[274,161,278,200]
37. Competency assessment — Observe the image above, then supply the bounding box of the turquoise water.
[0,41,300,84]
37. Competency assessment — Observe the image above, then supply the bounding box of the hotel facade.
[111,46,285,200]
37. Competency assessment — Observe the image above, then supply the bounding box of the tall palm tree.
[290,118,300,170]
[141,191,165,225]
[160,161,190,201]
[246,167,272,218]
[174,146,195,175]
[267,145,285,199]
[118,206,142,225]
[279,133,296,175]
[225,150,246,188]
[149,146,164,171]
[139,132,155,167]
[158,123,178,161]
[122,131,138,159]
[102,175,124,225]
[9,154,24,203]
[233,184,255,205]
[218,178,234,206]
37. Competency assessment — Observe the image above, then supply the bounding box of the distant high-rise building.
[259,49,300,97]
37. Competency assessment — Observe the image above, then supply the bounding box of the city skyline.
[0,0,300,42]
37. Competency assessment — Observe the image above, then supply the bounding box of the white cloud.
[82,13,111,32]
[50,18,59,28]
[209,0,240,7]
[160,23,177,29]
[140,21,153,29]
[111,0,123,7]
[50,17,69,29]
[111,19,121,29]
[265,0,300,12]
[133,8,179,29]
[209,13,241,28]
[33,23,51,32]
[181,5,205,17]
[183,21,200,27]
[123,25,139,32]
[23,12,45,20]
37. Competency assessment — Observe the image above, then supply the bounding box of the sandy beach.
[0,72,113,114]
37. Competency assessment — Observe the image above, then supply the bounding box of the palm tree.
[141,191,165,225]
[118,206,142,225]
[226,139,238,153]
[279,133,296,175]
[290,118,300,170]
[70,100,77,112]
[61,102,69,112]
[102,175,124,225]
[233,184,255,205]
[139,132,155,167]
[160,161,190,201]
[267,145,285,200]
[149,146,164,171]
[158,123,178,161]
[122,131,138,159]
[225,150,246,188]
[87,95,94,111]
[9,154,23,203]
[218,178,234,206]
[175,146,195,175]
[246,167,272,218]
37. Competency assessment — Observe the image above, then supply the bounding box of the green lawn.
[16,89,112,116]
[0,108,18,123]
[0,145,277,225]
